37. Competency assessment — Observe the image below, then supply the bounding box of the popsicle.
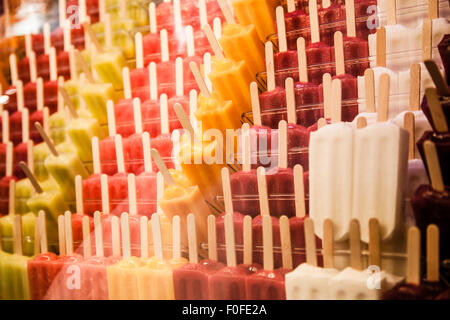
[173,213,225,300]
[9,80,25,146]
[108,135,129,215]
[36,24,52,82]
[284,0,309,34]
[0,180,20,252]
[285,218,338,300]
[412,140,450,263]
[42,47,60,114]
[438,34,450,83]
[228,0,275,42]
[274,6,298,72]
[0,143,16,214]
[352,72,409,243]
[23,51,38,113]
[310,78,354,241]
[36,122,89,207]
[82,137,103,215]
[13,109,33,180]
[246,215,287,300]
[216,167,245,265]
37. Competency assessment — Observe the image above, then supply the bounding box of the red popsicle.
[43,48,60,114]
[274,6,299,72]
[13,109,33,180]
[108,135,129,215]
[82,137,103,215]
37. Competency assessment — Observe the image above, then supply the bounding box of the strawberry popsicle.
[173,213,225,300]
[274,6,298,72]
[108,135,129,215]
[318,0,345,46]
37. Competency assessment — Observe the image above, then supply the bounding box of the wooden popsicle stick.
[152,213,164,260]
[9,54,18,85]
[425,88,448,132]
[323,219,334,268]
[276,6,288,52]
[287,0,296,12]
[262,215,274,271]
[286,77,296,124]
[242,123,251,172]
[119,0,126,17]
[75,175,84,214]
[135,32,144,69]
[386,0,397,25]
[243,215,252,265]
[140,216,149,259]
[2,111,9,143]
[377,73,390,122]
[94,211,104,257]
[35,122,59,157]
[8,179,15,216]
[127,174,137,216]
[203,24,224,59]
[428,0,439,20]
[160,29,169,62]
[64,211,74,255]
[293,164,306,218]
[356,116,367,129]
[304,217,318,267]
[265,41,276,92]
[20,162,43,193]
[151,148,175,186]
[331,78,342,123]
[199,0,207,28]
[82,215,91,258]
[106,100,117,136]
[322,0,331,8]
[224,213,237,267]
[208,215,218,261]
[189,61,211,97]
[349,219,362,271]
[91,137,101,174]
[5,142,12,177]
[424,60,450,96]
[57,76,64,113]
[100,174,110,214]
[149,2,157,34]
[122,67,132,100]
[156,171,164,215]
[376,27,387,68]
[221,167,234,215]
[79,0,87,22]
[426,224,439,282]
[43,107,50,133]
[174,102,196,140]
[175,57,184,97]
[34,213,41,255]
[323,73,332,119]
[203,52,213,93]
[423,140,445,192]
[39,211,48,253]
[297,37,308,83]
[149,62,158,100]
[345,0,356,37]
[186,26,195,57]
[59,86,79,118]
[409,64,421,111]
[406,226,421,285]
[58,215,66,256]
[422,19,432,61]
[74,49,95,83]
[69,45,77,81]
[16,80,24,111]
[217,0,236,24]
[82,22,103,53]
[187,213,198,263]
[13,215,22,255]
[98,0,106,22]
[213,17,222,39]
[250,82,262,126]
[121,213,131,259]
[368,218,381,267]
[309,0,320,43]
[404,112,416,161]
[278,120,288,169]
[111,215,121,257]
[257,167,270,216]
[142,132,152,173]
[173,0,182,30]
[280,216,293,270]
[43,23,51,55]
[29,51,37,83]
[27,140,34,174]
[63,19,71,53]
[25,34,32,58]
[334,31,345,76]
[114,135,126,173]
[49,47,58,82]
[37,77,44,111]
[189,89,198,130]
[133,98,143,134]
[104,13,113,49]
[172,215,181,260]
[364,69,376,113]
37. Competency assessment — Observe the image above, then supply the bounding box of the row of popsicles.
[1,204,448,300]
